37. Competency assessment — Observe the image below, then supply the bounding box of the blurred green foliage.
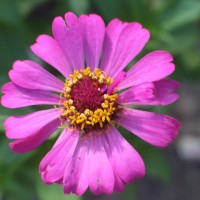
[0,0,199,199]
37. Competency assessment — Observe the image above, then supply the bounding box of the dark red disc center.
[70,77,104,113]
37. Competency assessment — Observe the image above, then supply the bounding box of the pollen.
[59,67,119,132]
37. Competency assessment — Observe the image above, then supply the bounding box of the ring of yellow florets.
[59,67,118,131]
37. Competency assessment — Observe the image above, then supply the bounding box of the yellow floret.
[59,67,118,131]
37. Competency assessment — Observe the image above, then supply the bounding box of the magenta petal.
[104,22,150,78]
[9,60,64,92]
[118,50,175,90]
[80,14,105,70]
[63,138,89,195]
[1,82,60,108]
[88,134,114,195]
[39,128,79,184]
[152,79,180,105]
[100,19,128,72]
[10,118,60,153]
[102,127,145,183]
[113,173,125,192]
[118,79,180,106]
[4,108,59,139]
[118,82,155,105]
[52,13,84,70]
[118,108,181,147]
[107,71,126,94]
[31,34,73,77]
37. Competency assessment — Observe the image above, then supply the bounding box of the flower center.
[59,67,119,131]
[71,77,104,113]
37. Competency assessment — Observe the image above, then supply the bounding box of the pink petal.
[107,71,126,94]
[31,34,73,78]
[100,19,128,72]
[118,82,155,105]
[4,108,59,139]
[88,134,114,195]
[118,79,180,106]
[1,82,60,108]
[102,22,150,78]
[63,138,89,195]
[118,108,181,147]
[153,79,180,105]
[118,50,175,90]
[79,14,105,70]
[102,127,145,184]
[52,127,71,148]
[39,128,80,184]
[52,12,84,70]
[9,60,64,92]
[9,119,60,153]
[113,173,125,192]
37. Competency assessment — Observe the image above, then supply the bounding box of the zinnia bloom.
[1,12,181,195]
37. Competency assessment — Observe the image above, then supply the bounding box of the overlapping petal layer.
[9,60,64,92]
[1,83,60,108]
[63,137,89,195]
[10,119,60,153]
[40,129,80,184]
[44,127,145,195]
[118,79,180,106]
[101,20,150,78]
[4,109,59,139]
[31,35,73,77]
[118,108,181,147]
[103,127,145,182]
[118,50,175,90]
[52,12,84,70]
[80,14,105,70]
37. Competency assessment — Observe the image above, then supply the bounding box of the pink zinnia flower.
[1,12,181,195]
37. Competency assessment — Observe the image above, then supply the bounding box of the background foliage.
[0,0,200,199]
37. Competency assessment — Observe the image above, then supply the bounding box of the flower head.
[1,12,181,195]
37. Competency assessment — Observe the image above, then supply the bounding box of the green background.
[0,0,200,199]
